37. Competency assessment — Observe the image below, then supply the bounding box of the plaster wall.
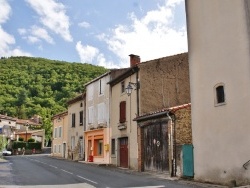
[85,73,110,163]
[186,0,250,185]
[68,99,85,160]
[52,113,68,158]
[110,73,138,170]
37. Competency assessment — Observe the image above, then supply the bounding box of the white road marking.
[77,175,98,184]
[49,165,58,168]
[126,186,165,188]
[61,169,73,175]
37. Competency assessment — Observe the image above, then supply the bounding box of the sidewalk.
[78,160,227,188]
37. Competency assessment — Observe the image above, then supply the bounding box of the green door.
[182,144,194,177]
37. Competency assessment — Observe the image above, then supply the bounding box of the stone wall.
[139,53,190,114]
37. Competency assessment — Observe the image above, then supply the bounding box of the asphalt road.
[0,155,220,188]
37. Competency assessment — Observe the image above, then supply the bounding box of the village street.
[0,155,226,188]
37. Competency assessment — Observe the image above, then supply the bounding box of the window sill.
[215,102,226,107]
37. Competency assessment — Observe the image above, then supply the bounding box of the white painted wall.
[186,0,250,185]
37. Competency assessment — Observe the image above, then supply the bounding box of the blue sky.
[0,0,187,68]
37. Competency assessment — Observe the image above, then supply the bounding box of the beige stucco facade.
[67,94,85,161]
[84,72,110,163]
[186,0,250,185]
[109,70,139,170]
[52,111,68,158]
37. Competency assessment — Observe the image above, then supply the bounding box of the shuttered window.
[119,101,126,123]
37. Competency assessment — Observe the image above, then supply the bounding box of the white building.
[186,0,250,186]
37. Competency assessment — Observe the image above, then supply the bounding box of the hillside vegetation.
[0,56,107,140]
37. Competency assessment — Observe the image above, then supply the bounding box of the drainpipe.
[167,112,175,177]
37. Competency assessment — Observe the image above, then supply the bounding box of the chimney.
[129,54,140,67]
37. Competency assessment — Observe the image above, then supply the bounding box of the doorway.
[119,137,128,168]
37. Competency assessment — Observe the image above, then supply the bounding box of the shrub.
[18,138,24,141]
[28,138,35,142]
[12,141,26,149]
[26,142,42,150]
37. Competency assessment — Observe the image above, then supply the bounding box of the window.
[72,113,75,127]
[121,81,125,93]
[58,145,61,153]
[79,111,83,126]
[88,106,94,124]
[54,127,57,138]
[215,84,226,106]
[94,139,103,156]
[80,102,83,107]
[99,79,103,95]
[71,136,75,150]
[111,139,115,155]
[119,101,126,123]
[54,145,57,153]
[59,127,62,138]
[87,84,93,101]
[98,103,105,124]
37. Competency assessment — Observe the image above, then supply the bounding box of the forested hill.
[0,56,107,119]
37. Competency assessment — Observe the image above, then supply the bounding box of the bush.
[18,138,24,141]
[26,142,42,150]
[28,138,35,142]
[12,141,26,149]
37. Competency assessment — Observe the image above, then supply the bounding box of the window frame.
[111,139,115,155]
[214,83,226,106]
[119,101,126,123]
[121,81,125,94]
[72,113,76,127]
[79,111,83,126]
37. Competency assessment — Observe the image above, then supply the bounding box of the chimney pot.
[129,54,140,67]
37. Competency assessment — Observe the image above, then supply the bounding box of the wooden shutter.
[119,101,126,123]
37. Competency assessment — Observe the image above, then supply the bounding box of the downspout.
[167,112,175,177]
[136,70,140,116]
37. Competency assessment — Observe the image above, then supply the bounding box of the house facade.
[108,53,190,171]
[108,56,140,169]
[136,53,190,174]
[67,94,85,161]
[0,114,16,149]
[84,72,111,164]
[15,117,44,147]
[52,111,68,158]
[186,0,250,185]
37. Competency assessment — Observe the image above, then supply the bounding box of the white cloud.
[18,28,27,35]
[76,41,99,64]
[0,0,11,24]
[99,0,187,67]
[18,26,54,44]
[30,26,54,44]
[76,41,119,68]
[25,0,73,42]
[78,21,90,29]
[0,26,32,57]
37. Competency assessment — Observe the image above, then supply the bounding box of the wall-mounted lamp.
[125,82,139,96]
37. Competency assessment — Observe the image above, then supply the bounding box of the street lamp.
[125,82,139,96]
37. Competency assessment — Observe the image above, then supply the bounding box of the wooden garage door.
[144,122,169,172]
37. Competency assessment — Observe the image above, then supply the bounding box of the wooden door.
[143,122,169,172]
[120,137,128,168]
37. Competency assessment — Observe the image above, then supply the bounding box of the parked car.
[2,149,12,156]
